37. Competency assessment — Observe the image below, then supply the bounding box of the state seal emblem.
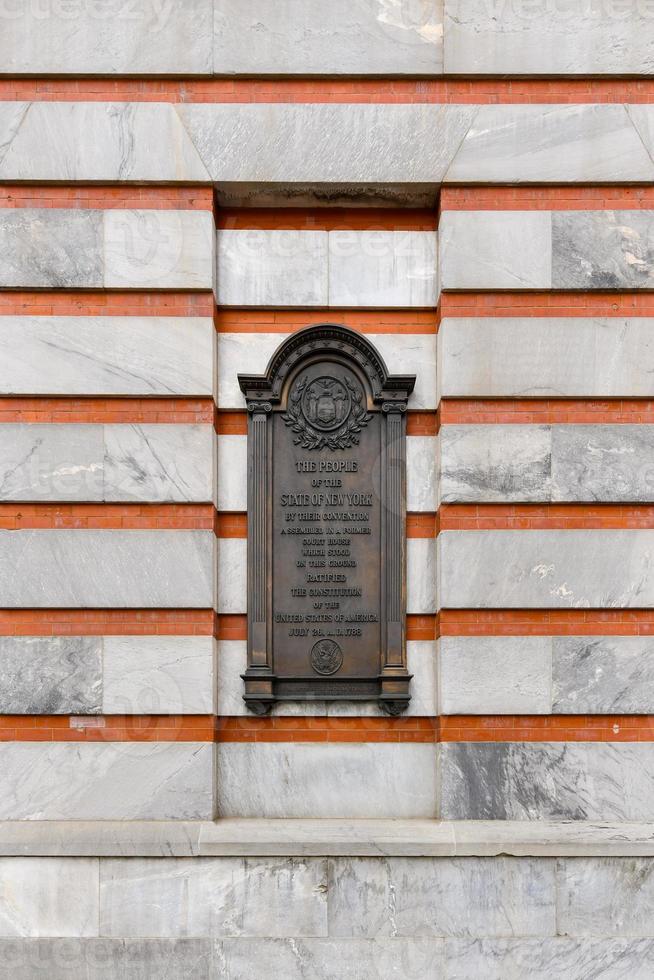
[283,373,371,451]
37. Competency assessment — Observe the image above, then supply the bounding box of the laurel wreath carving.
[283,375,371,451]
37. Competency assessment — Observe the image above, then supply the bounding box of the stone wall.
[0,1,654,977]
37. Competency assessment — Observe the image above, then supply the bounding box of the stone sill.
[1,820,654,857]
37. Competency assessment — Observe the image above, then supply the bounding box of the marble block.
[441,743,654,821]
[439,637,552,715]
[104,210,214,290]
[328,231,438,307]
[102,637,215,715]
[0,209,103,288]
[440,425,551,503]
[216,743,438,819]
[327,856,555,938]
[553,636,654,714]
[446,105,654,184]
[216,435,247,512]
[0,316,214,397]
[216,229,327,307]
[103,425,213,503]
[214,0,444,75]
[0,1,213,74]
[0,637,101,715]
[100,857,328,938]
[0,102,209,183]
[439,211,552,290]
[407,436,439,512]
[444,0,654,75]
[0,743,214,820]
[0,530,214,608]
[438,530,654,609]
[552,211,654,290]
[552,425,654,503]
[0,858,98,938]
[557,858,654,938]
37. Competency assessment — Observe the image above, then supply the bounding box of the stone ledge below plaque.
[2,820,654,858]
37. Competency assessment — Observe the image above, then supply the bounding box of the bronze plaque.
[238,324,415,715]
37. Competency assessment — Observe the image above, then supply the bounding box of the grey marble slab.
[0,743,213,820]
[0,1,213,74]
[327,856,555,939]
[0,637,101,715]
[177,103,477,185]
[441,743,654,821]
[439,637,552,715]
[216,229,328,307]
[0,530,213,608]
[552,211,654,290]
[0,209,103,288]
[216,743,438,819]
[218,937,445,979]
[0,857,98,938]
[0,424,103,502]
[100,857,328,939]
[443,938,654,980]
[552,425,654,503]
[446,104,654,183]
[439,317,654,399]
[0,103,209,182]
[0,316,214,397]
[328,230,438,308]
[439,211,551,290]
[557,858,654,938]
[438,530,654,608]
[0,938,215,980]
[103,425,212,503]
[214,0,444,75]
[103,636,214,715]
[440,425,552,503]
[553,636,654,714]
[444,0,654,74]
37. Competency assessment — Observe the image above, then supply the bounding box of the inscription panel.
[239,324,415,714]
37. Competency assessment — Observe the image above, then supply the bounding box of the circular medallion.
[310,639,343,676]
[302,376,351,432]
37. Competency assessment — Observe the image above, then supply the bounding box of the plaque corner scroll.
[238,323,416,716]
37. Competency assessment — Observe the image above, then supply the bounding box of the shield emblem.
[317,394,336,424]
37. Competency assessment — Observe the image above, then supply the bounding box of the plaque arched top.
[238,323,416,410]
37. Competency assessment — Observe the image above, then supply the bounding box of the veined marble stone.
[214,0,444,75]
[438,530,654,608]
[440,425,551,503]
[0,103,209,182]
[178,103,477,185]
[558,858,654,939]
[0,743,213,820]
[216,230,328,307]
[0,637,101,715]
[0,316,214,397]
[439,637,552,715]
[439,317,654,399]
[443,938,654,980]
[0,209,103,288]
[552,211,654,290]
[0,858,98,938]
[553,636,654,714]
[0,530,214,608]
[103,425,213,503]
[552,425,654,503]
[103,637,214,715]
[439,211,552,290]
[100,857,328,939]
[446,105,654,184]
[216,743,438,819]
[441,743,654,821]
[327,856,555,938]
